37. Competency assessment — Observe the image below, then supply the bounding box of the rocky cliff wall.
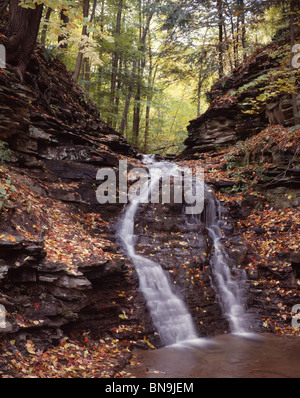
[0,50,159,350]
[182,39,300,158]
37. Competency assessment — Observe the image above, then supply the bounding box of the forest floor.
[0,158,145,378]
[0,163,131,378]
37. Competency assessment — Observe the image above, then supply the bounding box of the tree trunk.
[144,56,157,153]
[82,0,97,94]
[120,62,136,136]
[83,58,91,92]
[217,0,224,79]
[73,0,90,81]
[90,0,98,23]
[132,81,141,146]
[40,7,52,48]
[237,0,246,60]
[144,102,150,153]
[230,8,238,68]
[132,0,142,146]
[115,57,123,123]
[58,8,69,49]
[290,0,300,124]
[132,0,157,146]
[223,21,233,72]
[5,0,43,80]
[197,70,203,117]
[120,0,159,137]
[100,0,105,33]
[108,0,123,126]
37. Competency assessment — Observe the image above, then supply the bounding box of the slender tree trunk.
[82,57,90,92]
[144,59,157,153]
[197,51,207,116]
[238,0,246,60]
[290,0,295,50]
[108,0,123,126]
[223,22,233,72]
[58,8,69,48]
[197,70,203,117]
[120,62,136,136]
[217,0,224,79]
[231,10,238,68]
[40,6,52,48]
[120,0,159,137]
[132,0,143,146]
[196,29,208,115]
[144,102,151,153]
[73,0,90,81]
[241,10,246,59]
[132,0,157,146]
[290,0,300,124]
[82,0,97,93]
[100,0,105,33]
[5,0,43,80]
[132,81,141,146]
[90,0,98,23]
[115,58,123,124]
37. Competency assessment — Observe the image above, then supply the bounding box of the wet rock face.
[131,200,230,338]
[129,185,300,338]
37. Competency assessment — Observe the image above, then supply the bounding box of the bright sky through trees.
[2,0,299,154]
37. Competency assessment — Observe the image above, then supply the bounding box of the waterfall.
[204,187,250,335]
[118,156,198,346]
[118,156,250,346]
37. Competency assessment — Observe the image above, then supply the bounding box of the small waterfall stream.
[118,156,249,346]
[204,187,249,334]
[118,157,198,345]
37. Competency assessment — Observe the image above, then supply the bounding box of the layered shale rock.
[0,50,157,349]
[182,38,300,158]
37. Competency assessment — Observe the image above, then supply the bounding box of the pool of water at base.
[124,334,300,378]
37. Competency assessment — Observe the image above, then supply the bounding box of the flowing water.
[124,333,300,378]
[118,157,198,346]
[118,156,251,344]
[118,157,300,378]
[203,187,250,334]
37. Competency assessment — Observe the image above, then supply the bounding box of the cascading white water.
[118,155,250,345]
[204,187,249,334]
[118,156,198,346]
